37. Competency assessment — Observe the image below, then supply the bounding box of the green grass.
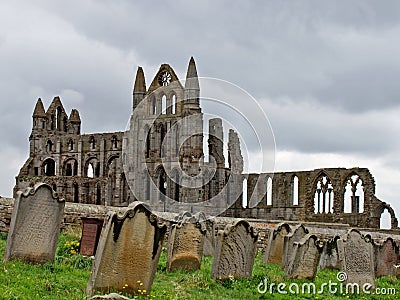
[0,230,399,299]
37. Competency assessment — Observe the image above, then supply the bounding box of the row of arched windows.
[145,123,179,159]
[45,135,119,154]
[240,173,365,213]
[149,94,177,115]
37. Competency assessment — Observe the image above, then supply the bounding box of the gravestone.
[337,229,376,289]
[86,202,167,297]
[318,237,340,270]
[203,218,216,256]
[79,218,104,256]
[167,212,206,271]
[211,220,258,280]
[374,238,399,277]
[286,234,324,279]
[263,223,291,265]
[4,183,65,264]
[282,224,308,271]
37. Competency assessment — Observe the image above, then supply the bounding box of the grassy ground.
[0,230,399,299]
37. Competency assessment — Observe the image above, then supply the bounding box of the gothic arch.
[313,171,334,214]
[63,158,78,176]
[42,158,56,176]
[85,157,100,178]
[343,172,364,214]
[373,202,398,229]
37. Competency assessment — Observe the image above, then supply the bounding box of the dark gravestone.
[374,238,399,277]
[211,220,258,280]
[203,218,216,256]
[79,218,104,256]
[337,229,376,289]
[286,234,324,279]
[86,202,167,297]
[4,183,65,264]
[282,224,309,271]
[318,237,340,270]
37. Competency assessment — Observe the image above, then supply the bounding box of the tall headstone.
[86,202,167,297]
[203,218,216,256]
[4,183,65,264]
[337,229,376,289]
[286,234,324,279]
[263,223,291,265]
[211,220,258,280]
[374,238,399,277]
[318,237,340,270]
[167,212,206,271]
[282,224,308,271]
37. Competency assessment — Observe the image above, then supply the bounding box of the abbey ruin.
[14,57,398,229]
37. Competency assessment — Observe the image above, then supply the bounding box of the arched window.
[314,174,334,214]
[172,170,180,201]
[43,158,56,176]
[175,124,179,157]
[67,139,74,151]
[50,114,55,130]
[266,177,272,206]
[145,126,150,158]
[46,140,53,152]
[63,116,68,132]
[152,97,157,115]
[292,175,299,206]
[73,183,79,203]
[111,135,118,149]
[56,107,62,130]
[242,178,248,208]
[86,159,100,178]
[161,95,167,114]
[380,209,391,229]
[64,159,78,176]
[89,136,96,150]
[158,168,167,203]
[171,94,176,114]
[344,174,364,214]
[160,124,166,158]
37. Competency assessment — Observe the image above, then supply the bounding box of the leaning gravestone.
[337,229,376,289]
[374,237,399,277]
[263,223,291,265]
[286,234,324,279]
[4,183,65,264]
[203,218,216,256]
[282,224,308,271]
[86,202,167,297]
[211,220,258,280]
[167,212,206,271]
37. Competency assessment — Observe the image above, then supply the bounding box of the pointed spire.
[33,98,46,117]
[69,109,81,123]
[133,66,146,93]
[185,56,200,90]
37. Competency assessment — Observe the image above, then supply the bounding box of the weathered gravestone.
[211,220,258,280]
[263,223,291,265]
[337,229,376,289]
[318,236,341,270]
[374,237,400,277]
[286,234,324,279]
[4,183,65,264]
[167,212,206,271]
[86,202,167,297]
[282,224,309,271]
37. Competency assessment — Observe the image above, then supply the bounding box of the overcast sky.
[0,1,399,224]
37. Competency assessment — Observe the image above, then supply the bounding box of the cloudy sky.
[0,1,399,223]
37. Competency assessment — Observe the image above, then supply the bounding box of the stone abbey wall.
[13,57,397,229]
